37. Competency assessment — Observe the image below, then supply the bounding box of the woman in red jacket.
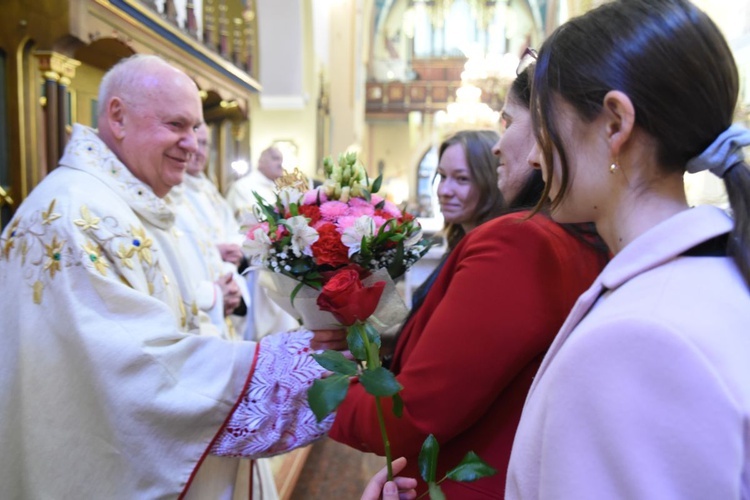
[329,66,609,498]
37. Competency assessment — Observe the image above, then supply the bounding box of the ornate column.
[243,3,256,75]
[218,0,229,57]
[34,51,80,170]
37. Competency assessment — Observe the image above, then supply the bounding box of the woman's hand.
[361,457,417,500]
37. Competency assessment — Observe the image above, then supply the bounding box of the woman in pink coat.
[506,0,750,498]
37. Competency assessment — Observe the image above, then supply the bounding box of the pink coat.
[507,205,750,499]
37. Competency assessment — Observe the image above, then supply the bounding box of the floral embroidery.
[33,280,44,305]
[73,205,101,231]
[41,199,61,226]
[211,330,332,458]
[2,218,20,259]
[116,243,136,270]
[3,207,83,305]
[82,241,109,276]
[130,225,153,265]
[43,236,66,278]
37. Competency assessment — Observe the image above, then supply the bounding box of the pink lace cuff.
[210,329,333,457]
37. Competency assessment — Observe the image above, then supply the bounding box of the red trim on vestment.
[179,342,262,499]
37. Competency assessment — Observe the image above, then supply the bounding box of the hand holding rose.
[310,329,348,351]
[361,457,417,500]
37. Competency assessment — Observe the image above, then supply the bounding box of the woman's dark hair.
[531,0,750,287]
[437,129,504,249]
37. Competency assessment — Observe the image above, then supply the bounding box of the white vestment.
[169,182,242,338]
[225,169,278,221]
[0,125,331,499]
[182,171,243,245]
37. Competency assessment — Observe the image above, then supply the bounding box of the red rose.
[311,223,350,268]
[316,269,385,326]
[298,204,322,226]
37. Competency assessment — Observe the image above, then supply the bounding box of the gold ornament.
[275,168,309,192]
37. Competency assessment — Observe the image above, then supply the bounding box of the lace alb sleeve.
[210,329,334,458]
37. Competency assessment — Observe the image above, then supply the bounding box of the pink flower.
[370,194,384,206]
[335,215,359,232]
[320,201,349,221]
[347,201,375,218]
[372,215,387,230]
[302,187,328,205]
[245,222,270,240]
[381,201,402,218]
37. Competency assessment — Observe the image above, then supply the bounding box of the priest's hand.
[310,329,348,351]
[217,273,242,316]
[217,243,244,267]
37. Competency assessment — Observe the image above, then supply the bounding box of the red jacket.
[329,213,607,498]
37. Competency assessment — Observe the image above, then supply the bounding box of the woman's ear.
[602,90,635,158]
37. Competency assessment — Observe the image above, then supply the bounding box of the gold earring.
[609,162,618,174]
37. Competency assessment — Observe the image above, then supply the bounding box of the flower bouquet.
[242,152,429,478]
[242,152,429,332]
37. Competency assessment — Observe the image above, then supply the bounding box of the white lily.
[341,215,376,257]
[243,227,272,264]
[278,186,304,211]
[404,225,424,248]
[285,215,319,257]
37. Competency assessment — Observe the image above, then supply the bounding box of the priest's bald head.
[96,54,204,198]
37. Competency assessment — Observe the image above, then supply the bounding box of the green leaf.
[291,260,312,274]
[307,374,350,422]
[311,351,358,376]
[445,451,498,483]
[427,482,446,500]
[419,435,439,483]
[358,367,402,397]
[392,393,404,418]
[374,199,386,210]
[362,188,372,203]
[363,322,382,348]
[386,239,406,280]
[346,326,368,361]
[290,280,305,306]
[371,174,383,194]
[252,192,278,222]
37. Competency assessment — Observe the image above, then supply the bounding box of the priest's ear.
[104,96,128,140]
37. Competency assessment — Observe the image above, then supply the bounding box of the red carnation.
[298,204,322,226]
[311,223,350,268]
[316,268,385,326]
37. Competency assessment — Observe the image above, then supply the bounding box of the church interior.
[1,0,749,497]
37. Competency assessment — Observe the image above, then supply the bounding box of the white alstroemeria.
[237,208,261,229]
[404,225,424,248]
[243,227,272,264]
[277,186,304,212]
[284,215,319,257]
[341,215,376,257]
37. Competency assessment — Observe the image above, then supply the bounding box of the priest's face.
[187,124,209,177]
[117,65,203,197]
